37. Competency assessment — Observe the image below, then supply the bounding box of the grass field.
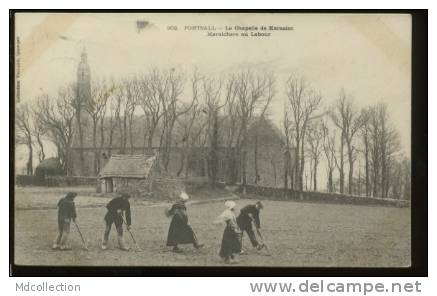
[14,187,411,267]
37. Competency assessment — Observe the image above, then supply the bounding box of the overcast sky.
[15,13,411,169]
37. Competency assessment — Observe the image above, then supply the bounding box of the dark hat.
[66,192,77,199]
[256,201,264,209]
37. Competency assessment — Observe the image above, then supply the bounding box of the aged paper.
[14,12,411,267]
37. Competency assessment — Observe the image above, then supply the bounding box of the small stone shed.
[98,154,156,195]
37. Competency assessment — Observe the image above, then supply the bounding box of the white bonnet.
[179,191,189,201]
[224,200,236,210]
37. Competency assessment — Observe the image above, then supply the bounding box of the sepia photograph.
[12,12,415,271]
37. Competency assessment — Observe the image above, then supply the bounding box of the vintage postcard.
[13,12,412,268]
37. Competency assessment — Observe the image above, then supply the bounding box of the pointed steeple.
[77,47,91,107]
[80,47,88,62]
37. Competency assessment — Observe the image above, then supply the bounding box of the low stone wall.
[15,175,38,186]
[184,177,226,192]
[15,175,97,187]
[45,176,97,187]
[239,184,410,207]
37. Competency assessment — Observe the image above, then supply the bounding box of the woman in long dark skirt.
[214,200,242,264]
[166,192,203,252]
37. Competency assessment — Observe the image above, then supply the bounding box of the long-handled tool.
[121,216,142,251]
[190,225,204,249]
[248,219,271,256]
[256,228,271,256]
[73,220,89,251]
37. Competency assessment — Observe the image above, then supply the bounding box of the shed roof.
[99,154,156,179]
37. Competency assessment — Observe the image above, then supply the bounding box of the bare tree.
[369,105,381,197]
[178,104,209,179]
[322,121,337,193]
[329,90,362,194]
[176,100,202,177]
[174,70,206,178]
[137,69,167,152]
[30,106,47,162]
[307,120,323,191]
[378,105,401,198]
[249,76,276,186]
[35,87,76,175]
[85,79,113,174]
[98,96,108,163]
[400,157,411,200]
[111,78,138,155]
[389,157,403,199]
[97,81,117,163]
[125,78,139,155]
[366,103,401,198]
[234,69,275,193]
[158,68,191,172]
[106,79,120,155]
[222,74,240,184]
[201,74,224,187]
[285,76,321,191]
[283,104,294,195]
[113,82,125,153]
[359,107,372,196]
[16,103,34,175]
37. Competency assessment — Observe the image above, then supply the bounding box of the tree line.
[15,67,410,199]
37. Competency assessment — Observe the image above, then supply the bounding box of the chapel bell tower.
[77,48,91,108]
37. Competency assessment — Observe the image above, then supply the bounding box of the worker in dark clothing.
[166,192,203,253]
[101,192,132,251]
[53,192,77,250]
[236,201,265,251]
